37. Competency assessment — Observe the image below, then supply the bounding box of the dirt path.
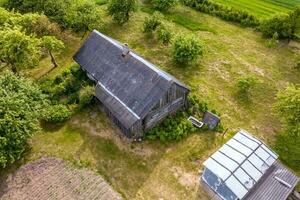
[0,157,123,200]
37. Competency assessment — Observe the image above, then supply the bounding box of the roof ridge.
[92,30,189,89]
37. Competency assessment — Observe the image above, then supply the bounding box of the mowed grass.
[213,0,300,18]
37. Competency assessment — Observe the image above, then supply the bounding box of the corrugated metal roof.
[203,130,279,199]
[74,30,189,128]
[244,162,299,200]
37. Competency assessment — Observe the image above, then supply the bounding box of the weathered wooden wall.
[143,84,189,130]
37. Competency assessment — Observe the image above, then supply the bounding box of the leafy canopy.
[0,73,48,167]
[274,84,300,135]
[143,12,162,33]
[107,0,136,25]
[0,28,41,72]
[5,0,102,33]
[171,34,204,65]
[151,0,177,11]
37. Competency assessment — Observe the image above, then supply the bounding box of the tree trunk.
[49,50,58,68]
[81,30,87,40]
[11,64,18,74]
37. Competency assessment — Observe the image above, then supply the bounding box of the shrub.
[260,14,293,39]
[171,34,204,65]
[236,75,257,94]
[79,85,95,109]
[107,0,136,24]
[157,26,172,44]
[274,84,300,136]
[267,32,279,48]
[0,73,48,167]
[146,112,196,141]
[151,0,177,11]
[43,104,71,123]
[143,12,162,33]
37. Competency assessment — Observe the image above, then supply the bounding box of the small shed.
[201,130,299,200]
[74,30,189,139]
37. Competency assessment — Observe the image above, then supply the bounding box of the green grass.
[213,0,300,18]
[140,6,217,33]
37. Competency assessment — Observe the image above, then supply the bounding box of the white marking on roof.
[97,81,140,120]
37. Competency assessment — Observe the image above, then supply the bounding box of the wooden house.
[201,130,299,200]
[74,30,189,139]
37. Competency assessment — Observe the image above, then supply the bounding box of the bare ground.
[0,157,123,200]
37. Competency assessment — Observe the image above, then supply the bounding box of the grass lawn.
[1,1,300,199]
[213,0,300,18]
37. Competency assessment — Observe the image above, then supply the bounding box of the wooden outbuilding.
[74,30,189,139]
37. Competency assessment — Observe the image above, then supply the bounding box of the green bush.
[157,26,172,44]
[79,85,95,109]
[260,14,293,39]
[146,112,196,141]
[0,73,48,167]
[143,12,162,33]
[236,75,257,94]
[43,104,71,123]
[5,0,102,33]
[107,0,136,24]
[274,84,300,136]
[172,34,204,65]
[151,0,177,11]
[39,64,91,104]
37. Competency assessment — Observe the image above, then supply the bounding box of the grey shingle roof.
[74,30,189,128]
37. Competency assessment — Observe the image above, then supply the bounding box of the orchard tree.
[0,28,41,73]
[274,84,300,135]
[171,34,204,65]
[65,0,102,37]
[41,36,65,68]
[107,0,136,25]
[0,73,48,167]
[151,0,177,11]
[143,12,162,33]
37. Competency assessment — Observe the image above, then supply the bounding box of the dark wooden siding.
[143,84,188,130]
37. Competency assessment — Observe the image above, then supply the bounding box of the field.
[213,0,300,18]
[0,157,123,200]
[0,1,300,200]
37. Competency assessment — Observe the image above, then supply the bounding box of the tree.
[151,0,177,11]
[143,12,162,33]
[0,73,48,167]
[260,13,293,39]
[157,25,172,45]
[65,0,102,37]
[5,0,102,33]
[107,0,136,25]
[171,34,204,65]
[274,84,300,135]
[0,28,41,73]
[41,36,65,68]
